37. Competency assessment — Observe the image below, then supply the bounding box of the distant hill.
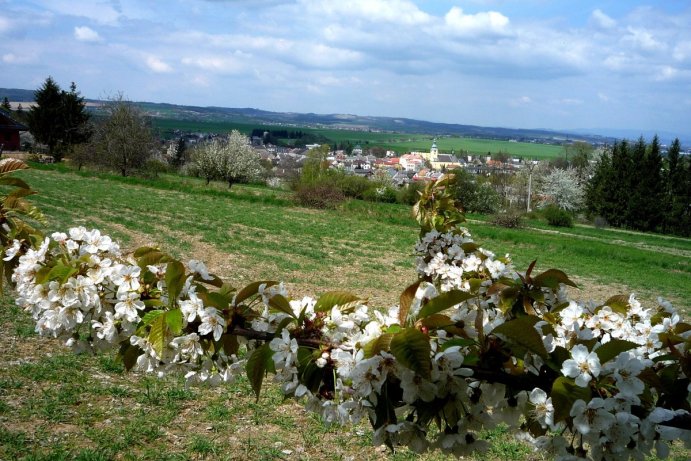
[0,86,654,144]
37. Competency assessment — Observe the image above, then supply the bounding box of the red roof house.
[0,109,28,152]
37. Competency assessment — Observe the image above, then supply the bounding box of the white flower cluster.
[10,228,238,384]
[415,229,514,292]
[527,295,691,460]
[12,227,133,351]
[12,226,690,460]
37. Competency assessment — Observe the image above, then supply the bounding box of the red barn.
[0,108,28,152]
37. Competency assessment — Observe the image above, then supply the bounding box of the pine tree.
[635,136,663,231]
[61,82,92,149]
[585,146,612,220]
[26,77,91,161]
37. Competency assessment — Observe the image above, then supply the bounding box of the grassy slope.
[1,167,689,461]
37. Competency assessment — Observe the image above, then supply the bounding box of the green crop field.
[1,166,689,461]
[151,118,566,160]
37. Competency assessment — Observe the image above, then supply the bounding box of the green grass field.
[152,118,566,160]
[1,166,689,460]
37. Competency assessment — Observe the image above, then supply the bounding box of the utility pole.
[526,159,537,212]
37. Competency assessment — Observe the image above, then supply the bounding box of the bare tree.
[92,95,156,176]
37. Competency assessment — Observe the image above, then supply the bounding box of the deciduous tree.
[91,95,155,176]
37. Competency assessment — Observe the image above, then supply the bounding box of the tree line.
[585,137,690,236]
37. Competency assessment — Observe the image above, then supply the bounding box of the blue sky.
[1,1,690,138]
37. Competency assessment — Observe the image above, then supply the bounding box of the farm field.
[152,118,565,159]
[1,166,689,461]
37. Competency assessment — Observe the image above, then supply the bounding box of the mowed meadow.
[1,165,690,461]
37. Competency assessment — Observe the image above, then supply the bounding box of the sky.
[1,0,690,138]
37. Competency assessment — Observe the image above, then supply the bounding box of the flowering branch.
[5,173,690,460]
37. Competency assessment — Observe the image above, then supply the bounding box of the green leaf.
[420,314,454,329]
[363,333,394,358]
[198,291,230,310]
[118,343,142,372]
[34,265,51,285]
[165,260,186,303]
[268,293,296,318]
[245,343,274,400]
[314,291,360,313]
[441,338,476,350]
[222,334,239,356]
[135,247,172,269]
[551,377,591,422]
[533,269,578,289]
[234,281,277,306]
[148,313,168,359]
[398,280,421,327]
[594,339,639,365]
[492,316,549,359]
[46,262,77,283]
[3,179,33,193]
[417,290,475,319]
[143,299,163,309]
[390,328,431,380]
[461,242,479,253]
[385,325,402,334]
[140,309,164,326]
[601,295,629,315]
[165,308,183,335]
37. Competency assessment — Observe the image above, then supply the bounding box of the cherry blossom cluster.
[415,228,514,291]
[10,223,690,460]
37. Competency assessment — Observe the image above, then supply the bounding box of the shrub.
[593,215,609,229]
[294,183,345,209]
[332,174,371,199]
[491,211,524,228]
[396,182,424,205]
[543,204,574,227]
[362,186,397,203]
[142,158,169,179]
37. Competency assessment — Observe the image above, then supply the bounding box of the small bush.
[491,211,524,228]
[333,174,371,199]
[363,186,397,203]
[294,184,345,209]
[142,159,169,179]
[544,205,574,227]
[593,216,609,229]
[396,182,424,205]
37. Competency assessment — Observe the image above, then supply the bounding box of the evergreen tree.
[61,82,92,149]
[629,136,664,231]
[606,140,632,227]
[1,97,11,111]
[662,138,691,236]
[585,146,612,220]
[26,77,91,161]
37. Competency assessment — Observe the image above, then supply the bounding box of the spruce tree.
[1,97,11,111]
[26,77,91,161]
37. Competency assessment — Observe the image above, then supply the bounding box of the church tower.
[430,139,439,161]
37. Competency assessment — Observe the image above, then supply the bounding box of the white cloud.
[591,9,616,29]
[443,7,510,37]
[40,0,121,25]
[509,96,532,107]
[181,54,248,74]
[300,0,431,26]
[0,15,11,33]
[146,56,172,73]
[598,92,610,102]
[74,26,102,42]
[623,27,666,53]
[654,65,678,81]
[2,52,36,64]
